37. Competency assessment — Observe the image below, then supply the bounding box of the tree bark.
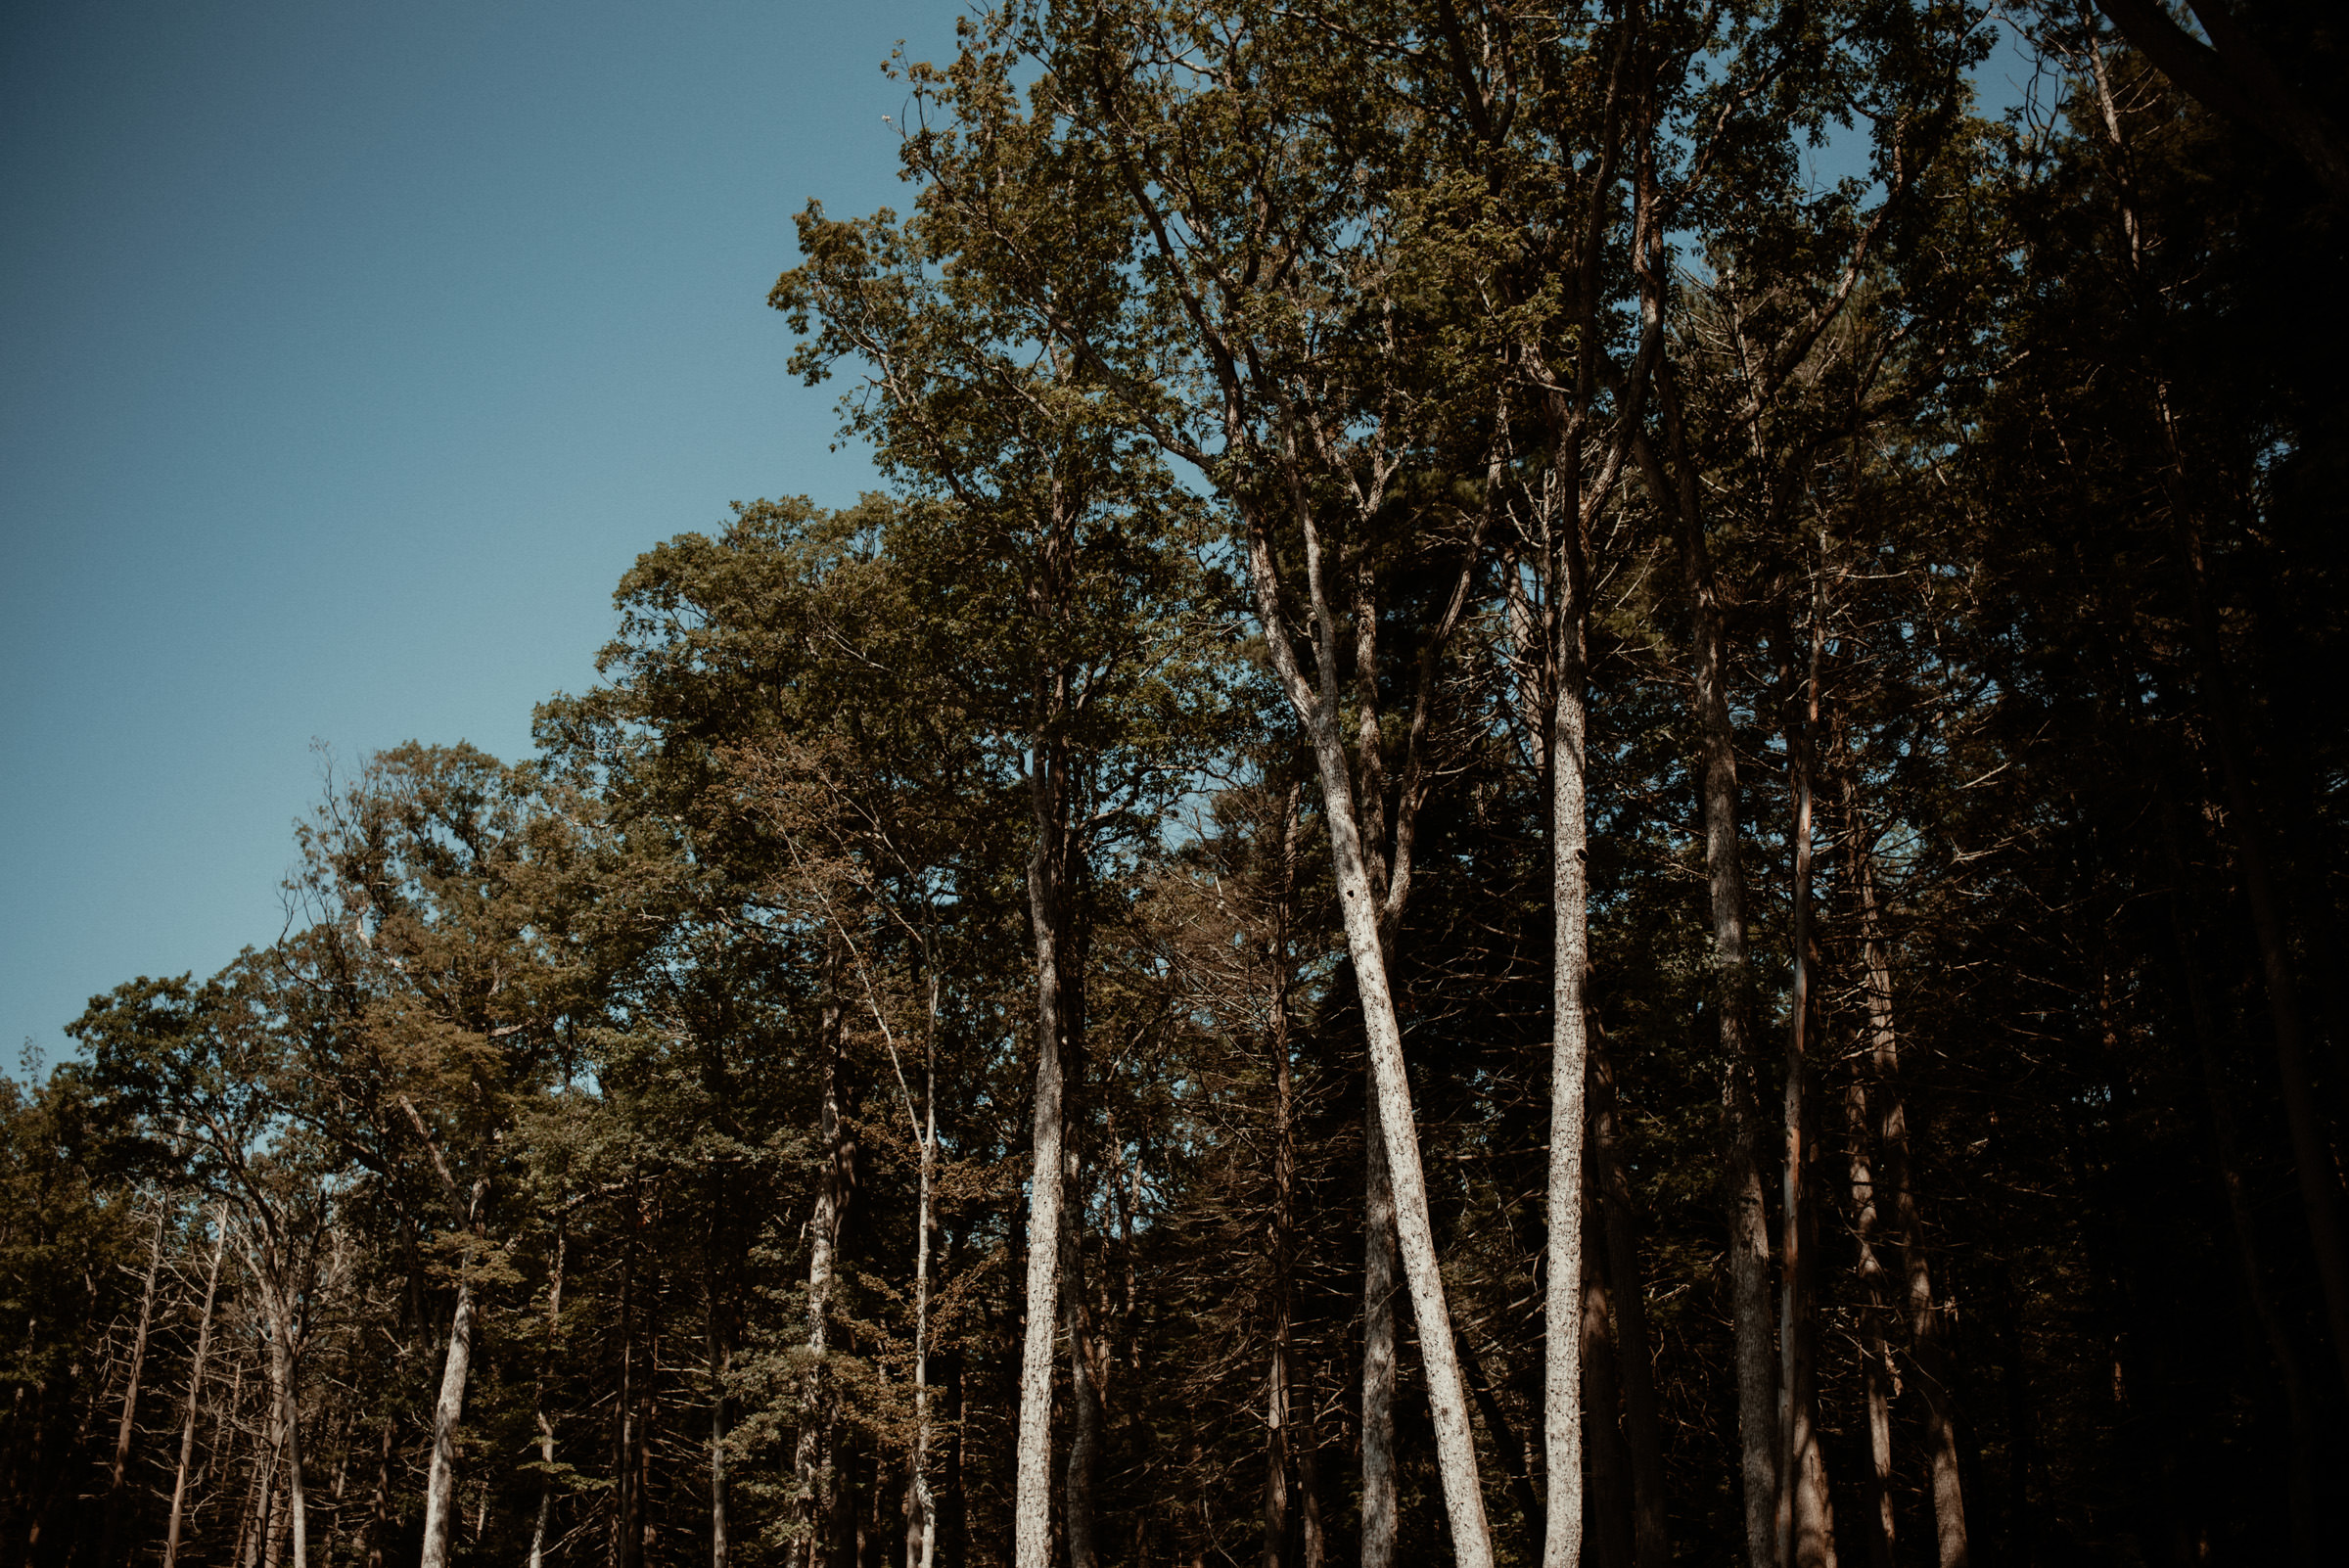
[530,1224,567,1568]
[1845,774,1966,1568]
[792,944,852,1568]
[1014,757,1072,1568]
[1777,590,1837,1568]
[1359,1082,1398,1568]
[1544,492,1591,1568]
[163,1211,229,1568]
[418,1245,478,1568]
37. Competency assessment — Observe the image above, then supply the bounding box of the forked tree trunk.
[163,1212,230,1568]
[1242,503,1497,1568]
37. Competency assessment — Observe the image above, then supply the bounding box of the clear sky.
[2,0,969,1073]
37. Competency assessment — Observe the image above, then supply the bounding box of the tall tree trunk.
[164,1212,229,1568]
[1544,495,1592,1568]
[1014,751,1072,1568]
[1846,774,1966,1568]
[1777,591,1836,1568]
[418,1268,476,1568]
[1590,1038,1669,1568]
[793,945,852,1568]
[1844,1065,1895,1568]
[1640,398,1777,1568]
[103,1202,167,1563]
[530,1224,568,1568]
[1359,1084,1399,1568]
[1242,500,1497,1568]
[271,1326,310,1568]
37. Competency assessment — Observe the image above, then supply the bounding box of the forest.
[5,3,2345,1567]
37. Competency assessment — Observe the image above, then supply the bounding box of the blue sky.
[3,0,968,1071]
[2,3,2037,1076]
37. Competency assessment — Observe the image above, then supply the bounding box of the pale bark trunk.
[106,1202,167,1530]
[710,1283,730,1568]
[1242,503,1496,1568]
[1359,1083,1398,1568]
[792,948,851,1568]
[530,1225,567,1568]
[1777,598,1836,1568]
[272,1328,309,1568]
[418,1266,476,1568]
[163,1213,229,1568]
[1544,521,1591,1568]
[909,976,940,1568]
[1014,803,1071,1568]
[1640,399,1776,1568]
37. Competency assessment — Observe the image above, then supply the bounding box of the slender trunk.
[1544,497,1591,1568]
[1641,398,1776,1568]
[1014,761,1071,1568]
[164,1213,230,1568]
[1778,595,1836,1568]
[1359,1083,1398,1568]
[1846,777,1967,1568]
[1590,1039,1669,1568]
[910,973,940,1568]
[710,1285,730,1568]
[358,1415,392,1568]
[793,946,851,1568]
[418,1268,476,1568]
[272,1325,310,1568]
[104,1201,167,1564]
[1845,1068,1895,1568]
[530,1225,568,1568]
[1267,802,1302,1568]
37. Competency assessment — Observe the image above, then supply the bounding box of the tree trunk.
[164,1213,229,1568]
[102,1201,167,1566]
[1544,504,1591,1568]
[530,1224,568,1568]
[1242,506,1497,1568]
[1640,399,1776,1568]
[1014,761,1072,1568]
[272,1326,310,1568]
[793,945,852,1568]
[418,1268,476,1568]
[1845,774,1966,1568]
[1844,1067,1895,1568]
[1359,1083,1398,1568]
[1778,594,1836,1568]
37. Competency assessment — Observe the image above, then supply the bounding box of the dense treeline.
[7,4,2344,1567]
